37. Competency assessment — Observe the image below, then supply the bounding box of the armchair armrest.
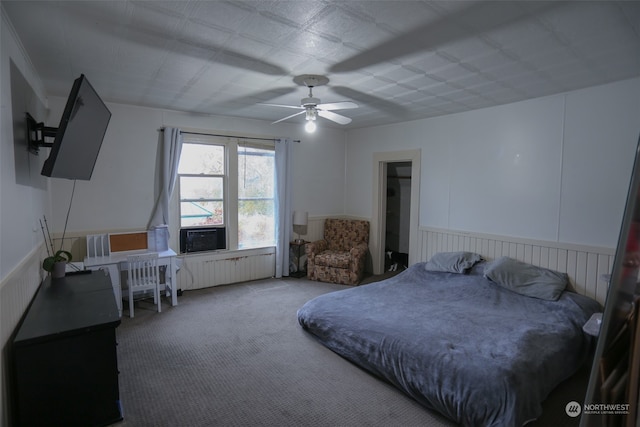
[350,242,368,259]
[306,239,328,260]
[306,239,328,281]
[350,242,368,267]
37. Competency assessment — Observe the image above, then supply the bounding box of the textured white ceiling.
[4,1,640,130]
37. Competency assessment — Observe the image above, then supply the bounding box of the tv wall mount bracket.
[26,112,58,154]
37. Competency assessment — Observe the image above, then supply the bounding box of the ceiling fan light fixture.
[305,107,317,133]
[304,120,317,133]
[305,107,317,121]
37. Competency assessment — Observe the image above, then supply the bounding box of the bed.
[297,254,601,426]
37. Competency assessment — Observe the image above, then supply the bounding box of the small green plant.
[42,249,73,273]
[40,215,72,275]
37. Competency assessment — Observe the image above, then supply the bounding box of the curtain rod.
[160,128,300,143]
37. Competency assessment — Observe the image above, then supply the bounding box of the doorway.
[385,162,412,270]
[371,150,421,275]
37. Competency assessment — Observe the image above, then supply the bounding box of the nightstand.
[290,240,307,278]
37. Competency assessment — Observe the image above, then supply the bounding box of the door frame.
[371,149,421,275]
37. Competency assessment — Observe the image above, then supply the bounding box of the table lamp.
[293,211,308,244]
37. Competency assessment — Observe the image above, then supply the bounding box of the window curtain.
[148,127,183,229]
[274,138,293,278]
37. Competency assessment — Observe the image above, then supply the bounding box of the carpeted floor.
[113,276,589,426]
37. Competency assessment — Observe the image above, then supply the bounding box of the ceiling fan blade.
[317,110,352,125]
[272,110,305,124]
[317,101,358,111]
[259,103,304,110]
[331,86,408,118]
[329,1,558,73]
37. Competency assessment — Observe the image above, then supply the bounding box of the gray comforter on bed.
[297,263,601,426]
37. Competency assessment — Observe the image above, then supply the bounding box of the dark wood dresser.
[12,270,122,426]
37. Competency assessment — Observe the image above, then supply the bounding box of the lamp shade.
[293,211,308,226]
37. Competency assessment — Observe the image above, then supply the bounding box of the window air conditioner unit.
[179,227,226,253]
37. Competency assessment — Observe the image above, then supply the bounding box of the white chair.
[125,253,161,318]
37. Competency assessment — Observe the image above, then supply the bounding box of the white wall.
[560,82,640,246]
[45,99,347,238]
[1,7,51,427]
[0,9,49,280]
[346,77,640,249]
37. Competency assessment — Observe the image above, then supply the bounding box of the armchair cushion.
[316,251,351,269]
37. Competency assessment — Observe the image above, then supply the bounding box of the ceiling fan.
[261,75,358,132]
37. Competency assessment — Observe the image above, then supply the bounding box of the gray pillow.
[483,256,568,301]
[425,251,483,274]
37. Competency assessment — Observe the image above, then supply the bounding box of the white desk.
[84,249,178,317]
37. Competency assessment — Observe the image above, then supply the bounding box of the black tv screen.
[41,74,111,180]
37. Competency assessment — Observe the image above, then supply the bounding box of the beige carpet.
[113,276,589,426]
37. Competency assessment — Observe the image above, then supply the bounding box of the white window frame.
[237,142,276,249]
[178,141,226,228]
[176,133,275,251]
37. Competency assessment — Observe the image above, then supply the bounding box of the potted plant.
[40,215,74,279]
[43,249,72,279]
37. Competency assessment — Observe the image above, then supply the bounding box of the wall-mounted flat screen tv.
[41,74,111,180]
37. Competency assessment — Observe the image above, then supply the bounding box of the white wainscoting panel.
[1,245,44,348]
[177,247,276,290]
[299,216,326,243]
[0,245,44,427]
[418,227,615,304]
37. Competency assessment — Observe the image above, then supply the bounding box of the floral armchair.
[306,218,370,285]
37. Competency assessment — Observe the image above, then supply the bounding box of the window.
[177,135,275,250]
[178,143,225,227]
[238,145,275,249]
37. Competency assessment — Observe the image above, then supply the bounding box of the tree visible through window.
[238,145,275,249]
